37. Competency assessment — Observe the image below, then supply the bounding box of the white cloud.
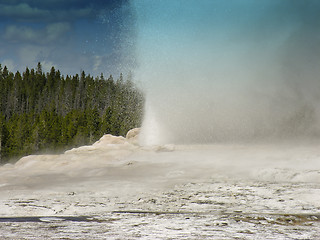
[1,59,16,71]
[0,3,49,19]
[45,23,72,42]
[16,45,59,72]
[41,60,58,73]
[4,22,71,44]
[0,2,92,21]
[5,25,38,42]
[18,45,46,68]
[93,55,103,72]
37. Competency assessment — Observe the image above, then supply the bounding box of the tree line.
[0,63,144,163]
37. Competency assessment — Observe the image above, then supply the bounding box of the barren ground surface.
[0,136,320,239]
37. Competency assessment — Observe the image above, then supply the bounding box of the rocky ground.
[0,131,320,239]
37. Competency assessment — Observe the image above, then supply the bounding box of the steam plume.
[131,0,320,144]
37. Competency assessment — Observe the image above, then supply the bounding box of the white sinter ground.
[0,128,320,239]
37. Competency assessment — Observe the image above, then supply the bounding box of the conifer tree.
[0,63,144,163]
[0,113,3,163]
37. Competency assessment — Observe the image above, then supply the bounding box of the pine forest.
[0,63,144,164]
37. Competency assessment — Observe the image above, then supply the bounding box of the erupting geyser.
[131,0,320,145]
[1,1,320,239]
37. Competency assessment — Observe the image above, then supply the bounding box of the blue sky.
[1,0,320,80]
[0,0,134,76]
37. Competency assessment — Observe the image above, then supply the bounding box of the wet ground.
[1,140,320,239]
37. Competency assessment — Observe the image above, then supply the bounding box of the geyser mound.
[132,0,320,145]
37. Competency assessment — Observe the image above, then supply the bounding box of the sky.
[132,0,320,144]
[0,0,134,76]
[1,0,320,144]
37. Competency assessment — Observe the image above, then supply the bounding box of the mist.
[131,0,320,145]
[1,2,320,237]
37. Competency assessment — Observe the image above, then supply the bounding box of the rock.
[126,128,141,145]
[65,134,127,154]
[93,134,126,146]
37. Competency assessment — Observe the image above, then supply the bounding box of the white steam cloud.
[132,0,320,145]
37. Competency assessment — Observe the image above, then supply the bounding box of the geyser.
[131,0,320,145]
